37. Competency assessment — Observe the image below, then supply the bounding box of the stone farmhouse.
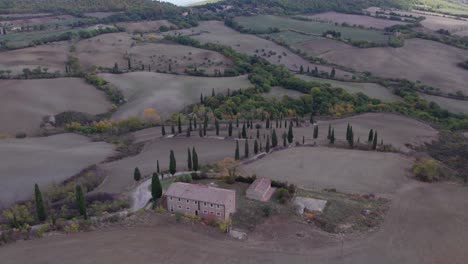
[165,182,236,221]
[246,177,275,202]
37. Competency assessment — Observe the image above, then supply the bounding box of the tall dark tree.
[310,113,314,124]
[200,93,204,104]
[189,118,192,131]
[254,139,259,155]
[300,65,304,73]
[228,121,233,137]
[266,135,271,152]
[373,131,378,150]
[215,119,219,136]
[331,67,336,78]
[192,147,199,171]
[275,119,279,128]
[171,124,175,134]
[313,125,319,139]
[302,136,305,145]
[266,117,270,129]
[187,148,192,171]
[178,115,182,134]
[236,117,239,128]
[287,122,294,143]
[272,129,278,147]
[187,127,191,137]
[199,126,203,137]
[194,118,197,129]
[235,141,240,160]
[348,126,354,147]
[368,129,374,143]
[242,123,247,139]
[330,129,335,144]
[283,132,287,147]
[157,160,160,174]
[211,88,215,97]
[256,129,260,139]
[346,123,351,141]
[151,173,162,201]
[34,184,46,222]
[169,150,176,175]
[161,124,166,136]
[244,139,249,158]
[327,124,332,140]
[75,185,87,220]
[203,116,208,136]
[134,167,141,182]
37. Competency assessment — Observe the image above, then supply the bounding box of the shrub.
[261,205,272,217]
[276,188,291,204]
[15,132,27,138]
[218,220,231,233]
[175,211,183,222]
[412,158,447,182]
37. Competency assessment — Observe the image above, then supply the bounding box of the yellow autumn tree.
[143,108,161,124]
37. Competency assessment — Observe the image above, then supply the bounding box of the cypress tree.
[272,129,278,147]
[242,123,247,138]
[169,150,176,175]
[34,184,46,222]
[215,119,219,136]
[283,132,287,147]
[189,118,192,131]
[373,131,378,150]
[256,129,260,139]
[187,148,192,171]
[186,127,191,137]
[228,121,233,137]
[199,126,203,137]
[349,126,354,147]
[310,113,314,124]
[330,129,335,144]
[236,117,239,128]
[302,136,305,145]
[75,185,87,220]
[211,88,215,97]
[178,115,182,134]
[287,122,294,143]
[203,116,208,136]
[368,129,374,143]
[200,93,204,104]
[235,141,240,160]
[254,139,259,154]
[157,160,160,174]
[134,167,141,182]
[276,119,279,128]
[194,118,197,129]
[238,130,241,139]
[151,173,162,201]
[171,124,175,134]
[331,67,336,78]
[244,139,249,158]
[192,147,199,171]
[284,119,287,128]
[266,135,271,152]
[313,125,318,139]
[346,123,350,141]
[161,124,166,136]
[266,117,270,129]
[327,124,331,139]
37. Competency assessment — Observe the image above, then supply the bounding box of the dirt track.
[1,182,466,264]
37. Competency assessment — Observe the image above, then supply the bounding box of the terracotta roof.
[165,182,236,205]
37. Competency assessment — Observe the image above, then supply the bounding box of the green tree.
[34,184,46,222]
[266,135,271,152]
[313,125,318,139]
[228,121,233,137]
[75,185,87,220]
[244,139,249,158]
[287,122,294,143]
[348,126,354,147]
[266,117,270,129]
[283,132,287,147]
[151,173,162,201]
[327,124,331,140]
[157,160,160,174]
[254,139,259,154]
[242,123,247,138]
[200,93,204,104]
[187,148,192,171]
[194,118,197,129]
[256,129,260,139]
[192,147,199,171]
[215,119,219,136]
[331,67,336,78]
[178,115,182,134]
[235,141,240,160]
[368,129,374,143]
[310,113,314,124]
[346,123,350,141]
[169,150,176,175]
[372,131,378,150]
[300,65,304,73]
[203,116,208,136]
[330,129,335,144]
[236,117,239,128]
[272,129,278,147]
[134,167,141,182]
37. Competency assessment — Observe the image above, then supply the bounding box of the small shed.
[246,177,275,202]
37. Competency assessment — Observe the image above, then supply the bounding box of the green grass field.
[264,31,322,45]
[235,15,389,44]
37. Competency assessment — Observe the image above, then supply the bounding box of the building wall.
[166,195,228,220]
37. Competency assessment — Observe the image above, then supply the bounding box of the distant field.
[0,78,111,135]
[295,38,468,95]
[0,133,115,208]
[84,12,122,18]
[99,72,251,119]
[263,31,322,45]
[304,11,408,29]
[0,41,69,74]
[419,93,468,114]
[234,15,389,43]
[395,10,468,35]
[117,20,175,33]
[168,21,354,79]
[297,75,401,102]
[241,147,413,194]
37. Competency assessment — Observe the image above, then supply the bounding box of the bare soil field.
[98,137,238,193]
[2,182,465,264]
[129,42,233,75]
[0,133,115,208]
[240,147,413,194]
[1,15,75,27]
[0,78,111,135]
[98,72,251,119]
[117,20,175,33]
[419,93,468,114]
[0,13,51,19]
[393,10,468,35]
[296,38,468,95]
[168,21,353,79]
[305,11,408,29]
[73,32,134,71]
[297,75,401,102]
[0,41,69,75]
[264,86,303,99]
[84,12,122,18]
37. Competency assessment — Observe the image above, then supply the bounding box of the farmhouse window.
[186,199,189,203]
[178,205,181,209]
[178,198,181,202]
[186,207,190,211]
[210,203,213,208]
[217,205,220,208]
[216,212,221,216]
[203,210,208,214]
